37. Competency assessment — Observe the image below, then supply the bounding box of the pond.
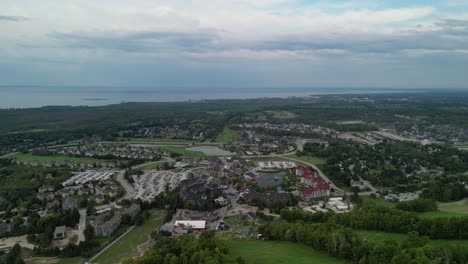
[257,171,286,187]
[186,146,234,156]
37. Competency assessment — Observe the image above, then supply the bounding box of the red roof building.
[296,166,331,201]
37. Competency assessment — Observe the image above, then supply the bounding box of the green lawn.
[356,230,468,249]
[94,210,165,264]
[418,199,468,218]
[224,240,345,264]
[137,161,161,170]
[11,153,102,164]
[216,127,241,143]
[285,154,326,165]
[157,146,207,158]
[361,195,395,208]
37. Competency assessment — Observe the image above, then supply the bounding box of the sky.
[1,0,468,89]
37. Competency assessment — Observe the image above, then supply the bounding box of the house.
[62,197,78,210]
[0,222,14,235]
[245,212,258,221]
[214,196,228,206]
[54,226,66,240]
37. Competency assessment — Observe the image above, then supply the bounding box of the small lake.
[186,146,234,156]
[257,171,286,187]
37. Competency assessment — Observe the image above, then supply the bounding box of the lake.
[0,86,419,109]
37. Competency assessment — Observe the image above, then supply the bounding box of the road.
[77,209,86,243]
[87,225,135,263]
[116,170,135,201]
[359,177,378,193]
[0,152,20,158]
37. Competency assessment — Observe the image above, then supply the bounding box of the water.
[0,86,419,109]
[257,171,286,187]
[186,146,233,156]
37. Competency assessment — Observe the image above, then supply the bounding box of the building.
[0,222,14,235]
[62,197,78,210]
[54,226,66,240]
[297,166,331,201]
[174,220,206,230]
[124,204,141,219]
[93,212,122,237]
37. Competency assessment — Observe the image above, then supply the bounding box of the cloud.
[0,15,28,22]
[50,29,221,52]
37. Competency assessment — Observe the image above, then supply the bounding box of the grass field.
[136,161,161,170]
[216,127,241,143]
[157,146,207,158]
[117,137,193,144]
[224,240,344,264]
[356,230,468,248]
[361,195,395,208]
[418,199,468,218]
[285,154,326,165]
[94,210,165,264]
[11,153,102,164]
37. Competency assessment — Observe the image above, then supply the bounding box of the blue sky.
[1,0,468,88]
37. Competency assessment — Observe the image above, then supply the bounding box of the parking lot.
[132,171,185,201]
[62,170,116,186]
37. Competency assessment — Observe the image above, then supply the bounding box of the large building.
[296,166,331,201]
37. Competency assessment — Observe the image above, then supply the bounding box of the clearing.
[418,199,468,218]
[157,146,207,158]
[285,154,326,166]
[10,153,102,164]
[224,239,345,264]
[216,127,241,143]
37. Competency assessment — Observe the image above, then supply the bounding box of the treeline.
[259,221,468,264]
[421,176,467,202]
[280,207,468,240]
[125,231,244,264]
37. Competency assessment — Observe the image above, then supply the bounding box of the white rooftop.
[174,220,206,229]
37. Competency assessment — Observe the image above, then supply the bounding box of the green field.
[11,153,102,164]
[117,137,193,144]
[356,230,468,249]
[136,161,161,170]
[157,146,207,158]
[418,199,468,218]
[94,210,165,264]
[285,154,326,165]
[361,195,395,208]
[24,257,84,264]
[216,127,241,143]
[224,240,345,264]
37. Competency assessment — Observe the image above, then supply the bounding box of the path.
[116,170,135,201]
[77,209,86,243]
